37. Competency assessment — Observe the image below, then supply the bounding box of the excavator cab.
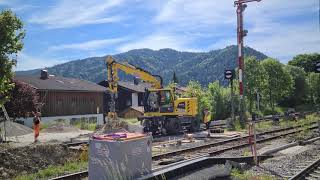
[144,89,174,113]
[142,88,200,134]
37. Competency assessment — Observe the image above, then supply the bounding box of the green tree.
[172,71,179,83]
[288,53,320,73]
[207,81,231,120]
[0,10,25,105]
[260,58,293,113]
[307,73,320,107]
[244,56,266,113]
[183,81,210,121]
[281,65,309,107]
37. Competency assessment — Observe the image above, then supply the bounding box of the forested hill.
[16,45,268,86]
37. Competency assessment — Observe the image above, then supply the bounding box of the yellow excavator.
[106,56,200,134]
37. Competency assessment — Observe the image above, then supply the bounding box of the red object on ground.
[92,132,146,141]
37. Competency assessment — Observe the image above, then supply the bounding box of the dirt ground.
[4,121,93,147]
[0,123,92,179]
[7,130,92,147]
[0,144,81,179]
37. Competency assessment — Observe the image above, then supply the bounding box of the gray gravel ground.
[210,132,320,179]
[257,143,320,178]
[0,121,33,137]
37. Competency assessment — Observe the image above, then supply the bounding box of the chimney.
[133,77,139,85]
[40,69,49,80]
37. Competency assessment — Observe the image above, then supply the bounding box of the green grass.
[74,122,97,131]
[124,118,140,125]
[243,149,252,156]
[232,112,319,134]
[40,123,49,131]
[255,121,274,132]
[40,119,67,131]
[280,113,319,128]
[231,168,276,180]
[261,106,284,116]
[279,113,319,140]
[14,161,87,180]
[40,118,97,131]
[233,117,247,132]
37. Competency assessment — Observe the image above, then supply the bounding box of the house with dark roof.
[98,80,150,118]
[15,70,107,126]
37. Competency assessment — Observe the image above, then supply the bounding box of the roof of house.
[15,75,107,92]
[119,81,151,93]
[120,106,144,114]
[98,80,151,93]
[175,85,187,92]
[130,106,144,113]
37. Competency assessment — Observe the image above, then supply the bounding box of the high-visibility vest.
[204,112,211,123]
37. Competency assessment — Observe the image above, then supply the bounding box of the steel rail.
[289,157,320,180]
[52,123,318,180]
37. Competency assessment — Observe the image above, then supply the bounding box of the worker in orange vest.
[32,111,41,142]
[203,108,211,130]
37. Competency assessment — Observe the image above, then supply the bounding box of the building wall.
[38,91,104,117]
[19,113,104,127]
[132,93,138,106]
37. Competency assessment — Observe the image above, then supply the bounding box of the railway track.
[152,122,318,161]
[64,120,317,148]
[53,121,319,180]
[49,171,88,180]
[289,157,320,180]
[64,111,314,148]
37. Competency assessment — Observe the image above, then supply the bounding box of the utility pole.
[234,0,261,127]
[256,90,260,113]
[225,70,235,129]
[231,77,235,125]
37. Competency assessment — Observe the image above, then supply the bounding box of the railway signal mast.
[225,70,236,129]
[234,0,261,126]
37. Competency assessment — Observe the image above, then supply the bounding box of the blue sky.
[0,0,319,70]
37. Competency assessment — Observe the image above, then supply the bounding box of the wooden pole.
[252,122,258,165]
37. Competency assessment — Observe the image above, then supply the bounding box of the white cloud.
[154,0,234,28]
[247,25,320,62]
[28,0,124,28]
[16,52,66,71]
[153,0,318,61]
[206,24,320,62]
[117,33,200,52]
[0,0,11,5]
[49,37,129,51]
[10,4,39,12]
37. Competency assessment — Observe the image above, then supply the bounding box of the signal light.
[225,69,235,80]
[315,62,320,73]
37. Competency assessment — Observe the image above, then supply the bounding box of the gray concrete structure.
[89,135,152,180]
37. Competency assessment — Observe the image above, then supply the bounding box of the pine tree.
[172,71,179,83]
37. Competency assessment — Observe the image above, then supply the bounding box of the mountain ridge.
[16,45,268,86]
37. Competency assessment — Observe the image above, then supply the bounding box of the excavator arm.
[105,56,162,119]
[106,56,162,92]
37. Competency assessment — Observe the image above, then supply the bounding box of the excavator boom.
[107,56,162,93]
[106,56,162,119]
